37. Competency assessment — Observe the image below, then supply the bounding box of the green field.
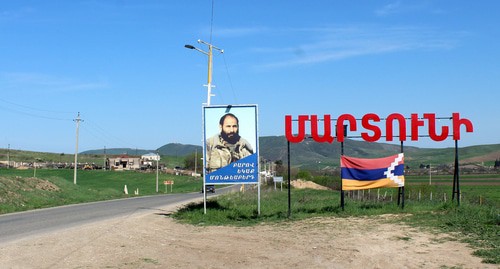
[0,168,202,214]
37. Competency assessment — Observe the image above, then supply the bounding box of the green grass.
[0,168,202,214]
[173,185,499,264]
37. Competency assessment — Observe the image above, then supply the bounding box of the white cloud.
[375,1,403,16]
[214,26,270,37]
[250,25,462,70]
[0,72,108,93]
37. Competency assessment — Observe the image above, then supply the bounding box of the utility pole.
[194,149,198,175]
[7,144,10,169]
[429,163,432,185]
[184,40,223,106]
[156,151,160,193]
[73,112,83,184]
[103,146,107,170]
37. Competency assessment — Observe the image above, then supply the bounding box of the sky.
[1,1,499,154]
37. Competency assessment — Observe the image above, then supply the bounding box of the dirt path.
[0,202,495,269]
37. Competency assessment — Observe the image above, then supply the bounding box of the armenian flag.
[341,153,405,190]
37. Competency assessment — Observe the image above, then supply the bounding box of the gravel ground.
[0,201,495,269]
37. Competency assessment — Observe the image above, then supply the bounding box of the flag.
[341,153,405,190]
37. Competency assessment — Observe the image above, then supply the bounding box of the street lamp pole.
[184,39,223,106]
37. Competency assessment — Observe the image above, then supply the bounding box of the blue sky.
[1,1,499,154]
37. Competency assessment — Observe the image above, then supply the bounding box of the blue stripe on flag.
[341,164,404,181]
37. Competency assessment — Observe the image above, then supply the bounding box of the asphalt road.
[0,190,222,244]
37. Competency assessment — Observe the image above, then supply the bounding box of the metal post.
[341,141,345,211]
[287,140,291,218]
[340,124,347,211]
[401,141,405,209]
[258,176,261,216]
[452,140,460,206]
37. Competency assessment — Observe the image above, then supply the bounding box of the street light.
[184,39,224,106]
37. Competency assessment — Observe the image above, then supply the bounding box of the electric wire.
[0,101,73,121]
[81,119,136,151]
[0,97,74,114]
[209,0,215,44]
[0,98,141,151]
[222,53,238,104]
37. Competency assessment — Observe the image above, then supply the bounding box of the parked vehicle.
[202,185,215,193]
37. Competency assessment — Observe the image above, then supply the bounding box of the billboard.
[203,105,259,184]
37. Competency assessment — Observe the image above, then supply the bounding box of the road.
[0,190,225,244]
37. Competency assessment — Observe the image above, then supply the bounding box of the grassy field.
[0,168,202,214]
[1,168,498,264]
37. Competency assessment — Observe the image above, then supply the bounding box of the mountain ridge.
[80,137,500,169]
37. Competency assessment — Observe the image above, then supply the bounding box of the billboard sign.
[203,105,259,184]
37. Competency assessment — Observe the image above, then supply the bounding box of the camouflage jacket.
[206,134,253,172]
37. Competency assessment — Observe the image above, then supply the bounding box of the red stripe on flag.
[341,154,403,169]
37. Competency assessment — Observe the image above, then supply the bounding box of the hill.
[258,136,500,169]
[3,138,499,170]
[156,143,202,157]
[80,148,152,156]
[80,143,203,157]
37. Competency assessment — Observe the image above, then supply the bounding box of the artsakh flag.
[341,153,405,190]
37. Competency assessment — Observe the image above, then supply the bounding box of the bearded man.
[205,113,254,173]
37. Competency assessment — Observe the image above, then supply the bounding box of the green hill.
[258,136,500,170]
[2,138,499,171]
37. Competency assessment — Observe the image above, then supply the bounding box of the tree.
[183,152,198,171]
[274,160,284,176]
[296,170,312,180]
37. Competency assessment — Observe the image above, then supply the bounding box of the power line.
[222,53,238,104]
[0,98,74,121]
[0,97,73,114]
[209,0,215,43]
[0,105,73,121]
[81,119,133,149]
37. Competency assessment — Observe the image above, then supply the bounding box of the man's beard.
[221,131,240,144]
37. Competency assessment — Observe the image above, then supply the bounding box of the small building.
[108,155,141,170]
[141,152,160,168]
[142,152,160,161]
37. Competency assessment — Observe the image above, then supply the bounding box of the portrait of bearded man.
[205,113,254,173]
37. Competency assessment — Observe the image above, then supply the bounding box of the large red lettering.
[285,112,473,144]
[411,113,425,141]
[424,113,449,141]
[285,115,309,143]
[311,115,334,143]
[336,114,357,142]
[361,113,381,142]
[386,113,406,141]
[452,112,473,140]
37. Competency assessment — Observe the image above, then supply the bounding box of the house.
[108,155,141,170]
[141,152,160,168]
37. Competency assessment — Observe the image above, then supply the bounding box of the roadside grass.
[173,185,499,264]
[0,168,202,214]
